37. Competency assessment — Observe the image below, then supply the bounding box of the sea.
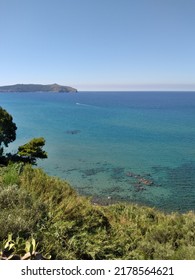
[1,91,195,213]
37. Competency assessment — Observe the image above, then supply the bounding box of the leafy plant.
[0,107,17,157]
[18,137,47,164]
[0,233,50,260]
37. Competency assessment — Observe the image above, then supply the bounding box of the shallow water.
[1,91,195,212]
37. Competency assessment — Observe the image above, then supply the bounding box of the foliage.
[0,164,195,260]
[0,166,48,240]
[0,107,47,165]
[0,233,50,260]
[18,137,47,164]
[0,107,17,157]
[1,163,22,186]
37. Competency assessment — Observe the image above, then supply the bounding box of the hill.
[0,83,77,93]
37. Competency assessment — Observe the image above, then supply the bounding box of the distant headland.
[0,83,77,93]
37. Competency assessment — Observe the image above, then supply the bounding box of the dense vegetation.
[1,163,195,260]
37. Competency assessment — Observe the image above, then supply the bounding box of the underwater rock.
[126,170,155,185]
[138,178,154,186]
[133,183,146,192]
[126,171,136,177]
[126,171,141,179]
[82,167,108,176]
[66,130,81,135]
[111,167,125,180]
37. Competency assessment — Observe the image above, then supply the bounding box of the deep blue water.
[1,91,195,212]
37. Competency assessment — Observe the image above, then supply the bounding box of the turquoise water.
[1,91,195,212]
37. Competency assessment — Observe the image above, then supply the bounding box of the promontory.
[0,83,77,93]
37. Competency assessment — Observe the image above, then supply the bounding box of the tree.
[0,107,47,165]
[0,107,17,157]
[18,137,47,164]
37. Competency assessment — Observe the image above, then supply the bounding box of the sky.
[0,0,195,91]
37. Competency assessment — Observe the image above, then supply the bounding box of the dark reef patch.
[110,167,125,181]
[81,166,109,177]
[65,130,81,135]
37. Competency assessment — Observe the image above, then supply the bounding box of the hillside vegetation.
[0,163,195,260]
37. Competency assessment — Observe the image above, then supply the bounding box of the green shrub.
[0,182,47,240]
[2,164,20,186]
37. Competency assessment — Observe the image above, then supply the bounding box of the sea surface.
[1,91,195,212]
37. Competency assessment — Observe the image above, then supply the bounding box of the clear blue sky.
[0,0,195,91]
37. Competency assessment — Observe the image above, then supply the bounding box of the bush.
[0,181,48,240]
[2,164,21,186]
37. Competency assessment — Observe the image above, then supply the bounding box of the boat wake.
[76,102,93,107]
